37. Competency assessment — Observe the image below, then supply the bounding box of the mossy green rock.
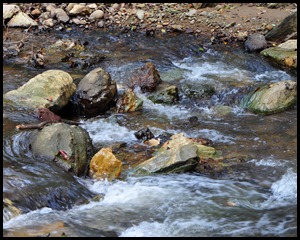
[148,85,179,104]
[260,47,297,69]
[241,80,297,115]
[3,70,76,111]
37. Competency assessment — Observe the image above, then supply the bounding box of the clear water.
[3,28,297,237]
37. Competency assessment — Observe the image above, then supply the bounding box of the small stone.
[136,9,145,20]
[227,201,238,207]
[31,8,41,16]
[42,18,54,27]
[89,10,104,20]
[97,20,104,28]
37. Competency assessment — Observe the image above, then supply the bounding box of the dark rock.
[265,11,297,42]
[244,33,267,52]
[134,127,155,140]
[77,67,117,117]
[35,108,61,122]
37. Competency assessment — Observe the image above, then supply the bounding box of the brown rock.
[128,62,162,93]
[35,108,61,122]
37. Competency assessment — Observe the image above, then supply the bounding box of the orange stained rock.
[89,148,122,181]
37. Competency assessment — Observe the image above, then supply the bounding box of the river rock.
[179,80,215,99]
[69,4,91,16]
[46,39,85,64]
[136,9,145,20]
[116,88,143,113]
[29,123,94,176]
[3,70,76,111]
[265,11,297,42]
[89,148,122,181]
[244,33,267,52]
[241,80,297,115]
[77,67,117,117]
[128,62,162,93]
[6,12,38,28]
[134,132,220,174]
[54,8,69,23]
[148,84,179,104]
[89,10,104,20]
[277,39,297,50]
[42,18,54,27]
[260,45,297,69]
[3,4,20,20]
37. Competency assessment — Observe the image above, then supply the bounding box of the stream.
[3,28,297,237]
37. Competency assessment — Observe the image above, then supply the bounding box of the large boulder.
[265,11,297,42]
[29,123,94,176]
[128,62,162,93]
[134,132,221,174]
[241,80,297,115]
[3,70,76,112]
[77,67,117,117]
[89,148,122,181]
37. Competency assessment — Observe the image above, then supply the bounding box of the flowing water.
[3,28,297,237]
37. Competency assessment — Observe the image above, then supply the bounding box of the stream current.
[3,28,297,237]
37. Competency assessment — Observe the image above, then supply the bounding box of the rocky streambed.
[3,3,297,237]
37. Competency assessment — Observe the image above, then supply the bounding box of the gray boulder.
[29,123,94,176]
[77,67,117,117]
[245,33,267,52]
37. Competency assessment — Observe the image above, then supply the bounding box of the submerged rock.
[148,84,179,104]
[29,123,94,176]
[3,70,76,112]
[179,80,215,99]
[241,80,297,115]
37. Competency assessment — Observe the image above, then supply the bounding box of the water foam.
[80,117,137,145]
[135,89,191,120]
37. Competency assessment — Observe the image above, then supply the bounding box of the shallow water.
[3,28,297,237]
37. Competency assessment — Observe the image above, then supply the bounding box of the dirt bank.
[3,3,297,43]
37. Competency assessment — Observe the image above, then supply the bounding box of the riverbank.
[3,3,297,44]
